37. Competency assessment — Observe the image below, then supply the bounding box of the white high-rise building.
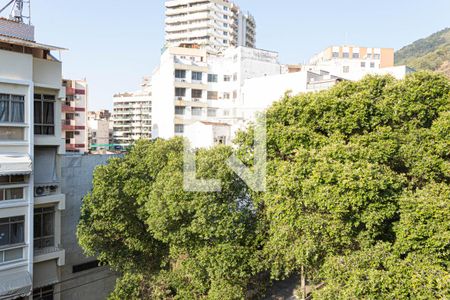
[112,78,152,147]
[0,17,66,299]
[151,45,283,142]
[164,0,256,52]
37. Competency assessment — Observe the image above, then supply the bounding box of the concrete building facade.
[62,79,88,154]
[151,45,283,142]
[87,110,113,152]
[112,78,152,147]
[0,18,66,300]
[164,0,256,52]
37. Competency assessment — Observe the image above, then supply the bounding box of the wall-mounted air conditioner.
[34,185,58,197]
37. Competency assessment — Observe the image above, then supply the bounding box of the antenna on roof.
[0,0,31,24]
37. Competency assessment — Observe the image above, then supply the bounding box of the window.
[223,110,230,117]
[192,72,202,81]
[332,52,339,58]
[72,260,100,273]
[342,52,349,58]
[175,88,186,97]
[233,90,238,99]
[361,62,366,68]
[207,108,217,117]
[373,54,381,60]
[370,62,375,68]
[208,74,218,83]
[175,106,186,115]
[192,107,203,116]
[224,75,231,82]
[0,216,25,248]
[33,285,54,300]
[0,187,23,202]
[207,91,218,100]
[223,31,228,36]
[191,89,203,99]
[175,69,186,79]
[175,124,184,133]
[343,66,350,73]
[34,94,55,135]
[223,15,228,19]
[223,92,230,99]
[223,40,227,44]
[34,207,55,250]
[352,53,360,59]
[233,73,238,81]
[224,23,228,28]
[367,53,372,59]
[0,94,25,123]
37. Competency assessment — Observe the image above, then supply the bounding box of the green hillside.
[395,28,450,77]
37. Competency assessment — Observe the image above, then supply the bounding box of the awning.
[0,154,32,176]
[0,270,32,300]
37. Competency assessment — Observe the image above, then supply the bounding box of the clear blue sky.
[28,0,450,110]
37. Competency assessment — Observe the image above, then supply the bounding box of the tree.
[78,139,262,299]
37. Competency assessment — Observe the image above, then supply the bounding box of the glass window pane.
[34,214,42,238]
[4,247,22,261]
[43,213,54,236]
[43,102,54,125]
[10,222,24,244]
[0,224,10,246]
[0,190,4,201]
[34,101,42,124]
[0,100,9,122]
[5,188,23,200]
[11,101,24,123]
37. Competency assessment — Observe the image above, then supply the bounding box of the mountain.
[395,28,450,77]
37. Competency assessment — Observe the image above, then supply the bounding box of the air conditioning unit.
[34,185,58,197]
[192,98,200,102]
[178,97,184,101]
[75,95,81,100]
[181,79,186,83]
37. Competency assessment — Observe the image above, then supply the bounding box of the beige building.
[0,17,66,299]
[87,110,113,152]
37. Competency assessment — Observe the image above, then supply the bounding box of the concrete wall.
[60,154,120,300]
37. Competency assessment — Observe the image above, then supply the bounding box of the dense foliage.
[396,28,450,77]
[78,72,450,299]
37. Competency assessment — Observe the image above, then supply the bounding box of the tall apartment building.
[87,110,113,152]
[0,17,66,299]
[151,45,283,140]
[112,78,152,146]
[62,79,88,153]
[164,0,256,52]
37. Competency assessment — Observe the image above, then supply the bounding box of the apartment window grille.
[208,74,218,83]
[191,89,203,99]
[0,216,25,264]
[207,108,217,117]
[175,70,186,79]
[33,285,54,300]
[34,94,55,135]
[175,124,184,134]
[207,91,218,100]
[175,88,186,97]
[34,207,55,250]
[192,108,203,116]
[192,72,203,81]
[0,94,25,123]
[175,106,186,115]
[352,53,360,59]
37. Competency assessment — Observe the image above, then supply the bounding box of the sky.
[23,0,450,110]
